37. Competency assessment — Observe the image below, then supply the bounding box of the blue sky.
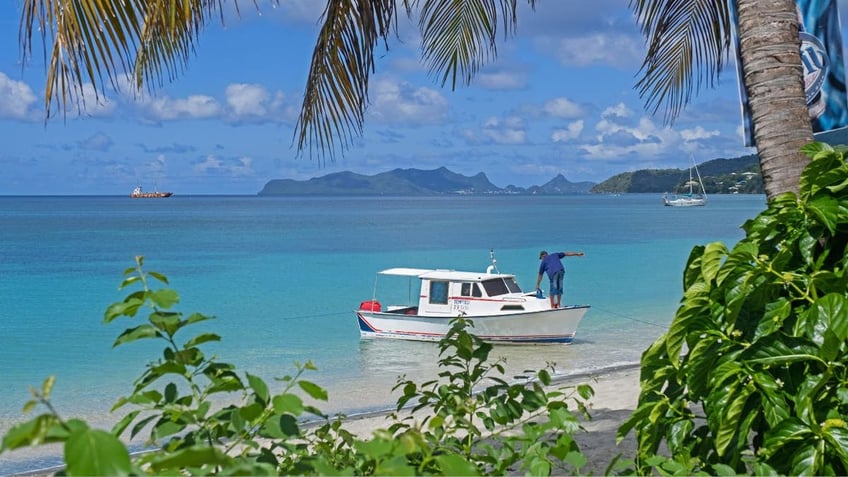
[1,0,845,195]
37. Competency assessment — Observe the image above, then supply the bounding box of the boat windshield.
[481,277,523,296]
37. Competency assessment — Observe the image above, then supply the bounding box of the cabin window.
[481,278,509,296]
[460,283,483,297]
[429,281,449,304]
[505,278,522,293]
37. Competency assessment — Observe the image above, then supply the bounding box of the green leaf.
[103,297,144,323]
[186,312,214,324]
[147,271,169,284]
[298,380,328,401]
[148,445,232,472]
[700,241,728,283]
[1,414,61,451]
[112,324,161,347]
[435,453,480,476]
[183,332,221,348]
[149,288,179,309]
[64,427,132,476]
[149,312,181,337]
[806,194,842,234]
[247,373,270,404]
[272,393,304,415]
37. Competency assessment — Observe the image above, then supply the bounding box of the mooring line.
[589,305,670,329]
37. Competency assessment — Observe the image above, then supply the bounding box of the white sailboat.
[663,157,707,207]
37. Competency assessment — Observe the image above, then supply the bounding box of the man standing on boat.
[536,250,584,309]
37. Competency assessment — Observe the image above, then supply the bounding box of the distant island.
[258,155,764,196]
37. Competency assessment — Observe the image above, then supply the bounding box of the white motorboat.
[355,253,590,344]
[663,156,707,207]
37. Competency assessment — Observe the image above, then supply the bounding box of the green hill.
[591,154,763,194]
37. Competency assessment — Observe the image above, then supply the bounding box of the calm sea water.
[0,194,766,473]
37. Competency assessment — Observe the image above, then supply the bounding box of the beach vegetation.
[620,142,848,475]
[0,256,593,475]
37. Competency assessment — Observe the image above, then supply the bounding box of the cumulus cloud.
[226,83,271,116]
[581,115,679,159]
[142,94,222,120]
[477,70,527,90]
[193,154,254,177]
[543,97,584,118]
[551,120,584,142]
[0,72,38,120]
[601,102,632,119]
[79,83,116,117]
[79,133,113,151]
[681,126,720,141]
[482,116,527,144]
[552,33,644,69]
[369,79,448,125]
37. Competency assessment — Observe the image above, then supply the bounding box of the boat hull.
[663,196,706,207]
[355,305,590,344]
[131,192,173,198]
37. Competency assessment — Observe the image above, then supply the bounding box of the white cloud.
[543,97,583,118]
[681,126,720,141]
[477,71,527,90]
[482,116,526,144]
[0,72,38,120]
[193,154,254,176]
[552,120,584,142]
[601,102,632,119]
[553,33,643,68]
[226,83,271,116]
[79,133,113,151]
[144,94,222,120]
[369,79,448,125]
[79,83,116,117]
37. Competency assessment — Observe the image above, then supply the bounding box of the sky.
[1,1,847,195]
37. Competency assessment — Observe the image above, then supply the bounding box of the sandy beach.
[339,364,641,475]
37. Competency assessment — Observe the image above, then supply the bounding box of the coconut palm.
[632,0,813,199]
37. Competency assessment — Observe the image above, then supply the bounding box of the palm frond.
[630,0,731,123]
[418,0,526,90]
[19,0,219,118]
[134,0,225,91]
[293,0,398,162]
[20,0,142,117]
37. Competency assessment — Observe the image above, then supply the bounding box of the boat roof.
[379,267,514,281]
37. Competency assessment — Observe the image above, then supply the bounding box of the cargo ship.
[130,185,172,198]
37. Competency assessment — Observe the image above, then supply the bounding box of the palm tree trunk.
[736,0,813,200]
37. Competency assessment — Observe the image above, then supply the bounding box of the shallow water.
[0,193,766,473]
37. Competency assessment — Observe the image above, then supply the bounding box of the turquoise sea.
[0,194,766,473]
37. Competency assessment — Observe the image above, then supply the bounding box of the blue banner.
[731,0,848,146]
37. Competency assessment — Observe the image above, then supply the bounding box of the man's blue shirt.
[539,252,566,278]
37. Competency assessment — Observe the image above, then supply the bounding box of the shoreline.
[3,365,642,476]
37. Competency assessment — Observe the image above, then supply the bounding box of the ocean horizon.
[0,193,767,474]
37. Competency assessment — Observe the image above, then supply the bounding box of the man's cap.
[539,250,548,259]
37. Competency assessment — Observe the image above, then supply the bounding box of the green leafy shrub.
[390,318,594,475]
[619,142,848,475]
[1,257,594,475]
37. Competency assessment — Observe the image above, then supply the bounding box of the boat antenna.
[487,249,500,274]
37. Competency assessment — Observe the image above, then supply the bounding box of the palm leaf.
[19,0,219,117]
[417,0,532,89]
[630,0,731,123]
[293,0,398,162]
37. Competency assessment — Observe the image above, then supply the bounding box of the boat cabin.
[366,267,535,317]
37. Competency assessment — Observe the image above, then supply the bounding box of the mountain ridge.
[258,155,763,196]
